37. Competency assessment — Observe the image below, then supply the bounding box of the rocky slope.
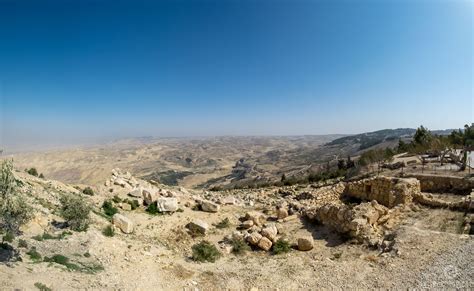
[0,165,472,289]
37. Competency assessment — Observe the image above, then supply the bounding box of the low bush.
[32,231,72,241]
[0,160,33,234]
[123,198,139,210]
[191,241,221,263]
[82,187,94,196]
[272,239,291,255]
[26,168,38,177]
[34,282,51,291]
[18,239,28,248]
[102,200,118,217]
[102,225,115,237]
[38,173,45,179]
[43,253,104,273]
[112,195,122,203]
[215,217,230,229]
[59,194,91,231]
[2,232,14,243]
[145,202,162,215]
[231,238,250,255]
[27,247,42,262]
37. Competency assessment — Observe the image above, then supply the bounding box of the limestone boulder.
[112,214,134,234]
[129,187,144,198]
[257,237,273,251]
[200,200,220,213]
[297,236,314,251]
[114,178,129,188]
[241,220,254,229]
[143,190,159,205]
[246,232,262,245]
[261,225,278,242]
[186,219,209,235]
[156,197,178,212]
[245,211,265,226]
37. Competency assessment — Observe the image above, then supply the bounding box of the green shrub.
[43,254,104,273]
[32,231,72,241]
[231,238,250,255]
[102,200,118,217]
[38,173,45,179]
[272,239,291,255]
[18,239,28,248]
[145,202,162,215]
[43,254,79,271]
[123,198,139,210]
[2,232,14,243]
[191,241,221,263]
[27,168,38,177]
[82,187,94,196]
[27,247,42,262]
[0,160,33,234]
[34,282,51,291]
[59,194,91,231]
[215,217,230,229]
[112,195,122,203]
[102,225,115,237]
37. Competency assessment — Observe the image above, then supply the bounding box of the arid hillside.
[0,159,472,290]
[7,129,419,189]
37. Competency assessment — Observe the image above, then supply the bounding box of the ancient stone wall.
[344,176,419,208]
[405,174,474,194]
[305,200,395,246]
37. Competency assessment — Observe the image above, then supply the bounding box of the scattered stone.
[221,196,238,205]
[200,200,220,213]
[156,197,178,212]
[129,187,143,198]
[114,178,129,188]
[276,208,289,220]
[246,232,263,245]
[241,220,254,229]
[257,237,273,251]
[298,236,314,251]
[120,203,132,211]
[186,219,209,235]
[261,225,278,242]
[112,214,134,234]
[245,211,265,226]
[143,190,159,205]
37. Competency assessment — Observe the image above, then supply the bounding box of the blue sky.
[0,0,472,149]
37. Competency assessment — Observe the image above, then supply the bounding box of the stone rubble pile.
[305,200,397,247]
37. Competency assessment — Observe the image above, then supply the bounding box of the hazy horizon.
[1,0,472,150]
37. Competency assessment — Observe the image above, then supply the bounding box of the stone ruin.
[305,175,473,247]
[344,176,419,207]
[305,176,419,247]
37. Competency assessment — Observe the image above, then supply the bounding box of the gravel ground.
[414,237,474,289]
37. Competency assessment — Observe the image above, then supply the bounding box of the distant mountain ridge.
[326,128,455,151]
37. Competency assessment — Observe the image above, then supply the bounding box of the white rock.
[221,197,237,205]
[112,214,134,234]
[201,200,220,213]
[114,178,129,188]
[156,197,178,212]
[129,187,143,198]
[246,232,262,245]
[120,203,132,211]
[143,190,159,205]
[257,237,273,251]
[261,225,278,242]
